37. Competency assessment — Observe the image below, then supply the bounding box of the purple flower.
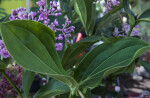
[0,68,22,98]
[2,48,10,58]
[101,0,120,14]
[135,25,140,28]
[114,27,119,36]
[114,24,140,37]
[36,0,46,6]
[111,0,120,6]
[9,0,75,51]
[0,40,10,58]
[122,23,130,34]
[9,7,28,20]
[43,19,50,25]
[53,19,59,26]
[29,11,37,20]
[57,35,63,40]
[52,0,57,7]
[55,43,63,51]
[131,30,139,36]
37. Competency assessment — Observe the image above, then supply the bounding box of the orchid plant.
[1,0,150,98]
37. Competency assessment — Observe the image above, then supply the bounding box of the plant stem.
[0,70,23,98]
[78,90,85,98]
[127,24,134,37]
[117,12,124,24]
[101,77,112,98]
[69,92,73,98]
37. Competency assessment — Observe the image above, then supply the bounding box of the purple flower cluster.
[0,40,10,58]
[9,0,75,51]
[101,0,120,14]
[114,23,139,36]
[0,69,22,98]
[9,7,28,20]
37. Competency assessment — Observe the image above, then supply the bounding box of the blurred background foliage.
[132,0,150,36]
[1,0,150,36]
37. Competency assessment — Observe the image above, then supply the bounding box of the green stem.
[0,70,23,98]
[69,92,73,98]
[78,90,85,98]
[127,24,134,37]
[101,77,112,98]
[86,30,89,37]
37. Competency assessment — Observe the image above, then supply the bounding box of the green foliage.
[74,0,96,36]
[1,0,150,97]
[22,70,35,98]
[123,0,135,16]
[0,20,78,93]
[0,8,8,19]
[123,0,135,26]
[137,8,150,23]
[62,36,100,69]
[59,0,72,19]
[74,37,150,89]
[33,79,70,98]
[95,0,134,32]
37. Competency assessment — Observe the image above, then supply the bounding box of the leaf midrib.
[8,25,60,74]
[88,45,143,77]
[79,58,131,86]
[80,44,145,81]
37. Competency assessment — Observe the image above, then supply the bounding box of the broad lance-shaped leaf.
[74,37,150,89]
[33,79,70,98]
[74,0,96,36]
[0,20,78,93]
[62,36,100,69]
[22,70,35,98]
[136,8,150,23]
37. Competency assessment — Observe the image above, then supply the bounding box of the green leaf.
[137,8,150,23]
[59,0,72,19]
[74,0,86,27]
[0,20,78,93]
[74,0,96,36]
[123,0,136,25]
[128,14,135,26]
[62,36,100,69]
[95,0,134,32]
[74,37,150,89]
[0,59,5,70]
[138,8,150,19]
[123,0,135,16]
[33,79,70,98]
[102,36,124,43]
[139,59,150,73]
[22,70,35,98]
